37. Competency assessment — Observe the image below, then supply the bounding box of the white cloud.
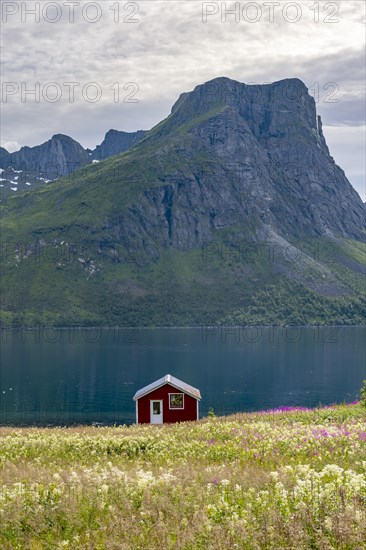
[1,0,365,194]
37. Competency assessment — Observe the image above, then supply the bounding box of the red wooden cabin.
[133,374,201,424]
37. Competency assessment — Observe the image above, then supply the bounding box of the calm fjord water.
[1,327,365,426]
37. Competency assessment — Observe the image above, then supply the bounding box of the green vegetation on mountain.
[1,235,365,327]
[1,77,365,327]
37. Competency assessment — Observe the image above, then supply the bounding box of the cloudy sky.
[1,0,365,199]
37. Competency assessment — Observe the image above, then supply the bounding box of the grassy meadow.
[1,404,365,549]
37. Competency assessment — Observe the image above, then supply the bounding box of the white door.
[150,400,163,424]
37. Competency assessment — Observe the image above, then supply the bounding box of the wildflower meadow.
[1,404,365,549]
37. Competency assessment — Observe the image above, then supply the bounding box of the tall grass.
[1,404,365,549]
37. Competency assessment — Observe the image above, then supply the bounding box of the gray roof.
[133,374,201,401]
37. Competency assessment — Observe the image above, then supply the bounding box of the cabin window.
[169,393,184,409]
[152,401,161,415]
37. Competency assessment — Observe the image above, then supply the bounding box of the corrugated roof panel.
[133,374,201,400]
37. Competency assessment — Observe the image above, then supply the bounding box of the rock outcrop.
[0,130,146,198]
[0,147,11,167]
[1,77,365,326]
[107,77,364,259]
[2,134,90,179]
[92,129,146,161]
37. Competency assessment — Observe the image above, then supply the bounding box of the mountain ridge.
[0,129,146,197]
[1,76,365,326]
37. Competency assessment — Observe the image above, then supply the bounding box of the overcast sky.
[1,0,365,199]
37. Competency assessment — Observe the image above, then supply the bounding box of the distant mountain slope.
[92,129,146,161]
[2,134,90,177]
[1,77,365,326]
[0,147,11,166]
[0,130,146,198]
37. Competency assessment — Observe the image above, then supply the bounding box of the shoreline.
[1,402,361,430]
[1,324,366,331]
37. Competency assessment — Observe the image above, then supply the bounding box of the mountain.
[3,134,90,178]
[0,135,91,198]
[0,131,146,198]
[1,77,365,327]
[0,147,11,166]
[92,129,146,161]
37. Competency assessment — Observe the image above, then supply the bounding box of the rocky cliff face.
[107,77,364,262]
[4,134,91,179]
[0,130,146,198]
[1,77,365,327]
[0,147,11,167]
[92,129,146,161]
